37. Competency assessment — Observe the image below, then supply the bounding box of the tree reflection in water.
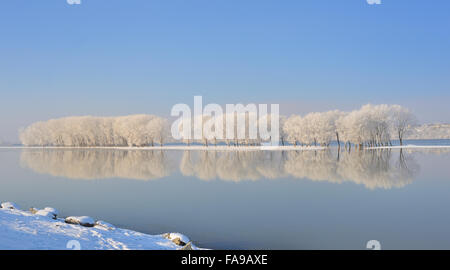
[20,149,174,180]
[20,148,420,189]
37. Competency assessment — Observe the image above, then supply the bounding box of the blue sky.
[1,0,449,142]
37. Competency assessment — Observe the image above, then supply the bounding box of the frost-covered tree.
[281,104,415,148]
[328,110,347,147]
[20,115,170,147]
[283,115,303,146]
[389,105,417,145]
[148,117,170,146]
[283,111,344,146]
[20,104,416,148]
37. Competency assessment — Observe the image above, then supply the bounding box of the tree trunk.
[336,132,340,148]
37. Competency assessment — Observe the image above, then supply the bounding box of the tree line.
[19,104,416,147]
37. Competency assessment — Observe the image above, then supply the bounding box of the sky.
[0,0,449,142]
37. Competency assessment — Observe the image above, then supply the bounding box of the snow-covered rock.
[163,232,190,246]
[28,207,58,219]
[94,220,115,230]
[180,242,194,250]
[65,216,95,227]
[35,209,57,219]
[1,202,20,210]
[0,207,202,250]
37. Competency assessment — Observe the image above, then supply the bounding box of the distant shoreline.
[1,144,450,151]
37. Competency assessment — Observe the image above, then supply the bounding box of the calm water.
[1,142,450,249]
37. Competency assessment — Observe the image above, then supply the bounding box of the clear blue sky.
[1,0,449,142]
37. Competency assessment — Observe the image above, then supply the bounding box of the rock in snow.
[163,232,190,246]
[35,209,57,219]
[1,202,20,210]
[180,242,194,250]
[94,220,115,230]
[65,216,95,227]
[30,207,59,219]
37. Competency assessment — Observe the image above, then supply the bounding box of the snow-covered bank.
[0,145,327,151]
[2,144,450,151]
[367,145,450,150]
[0,202,200,250]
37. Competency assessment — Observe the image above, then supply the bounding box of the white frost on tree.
[389,105,417,145]
[19,104,418,147]
[20,115,170,147]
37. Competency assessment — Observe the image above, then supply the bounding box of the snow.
[2,144,450,152]
[94,220,115,230]
[367,144,450,149]
[35,209,56,219]
[1,145,327,151]
[0,206,201,250]
[43,207,59,216]
[32,207,59,219]
[1,202,20,210]
[64,216,95,227]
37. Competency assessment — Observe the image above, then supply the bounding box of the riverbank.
[0,202,200,250]
[0,145,326,151]
[1,144,450,151]
[0,144,450,151]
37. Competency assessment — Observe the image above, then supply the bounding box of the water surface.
[1,143,450,249]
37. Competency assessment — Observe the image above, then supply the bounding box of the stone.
[65,216,95,227]
[94,220,115,230]
[172,237,187,246]
[179,242,193,250]
[163,232,190,245]
[1,202,20,210]
[35,209,57,219]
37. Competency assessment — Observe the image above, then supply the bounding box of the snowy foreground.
[0,202,200,250]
